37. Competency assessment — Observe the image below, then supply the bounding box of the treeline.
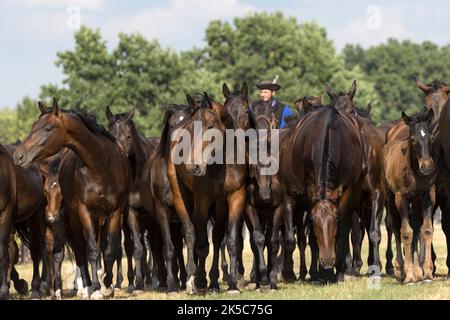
[2,11,450,143]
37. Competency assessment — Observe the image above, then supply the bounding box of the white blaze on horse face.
[179,115,184,122]
[420,129,426,137]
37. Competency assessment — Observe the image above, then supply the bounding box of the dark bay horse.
[287,104,364,282]
[245,111,297,290]
[141,103,196,292]
[14,99,131,299]
[383,109,436,284]
[0,143,45,300]
[326,82,386,278]
[106,106,159,293]
[414,78,450,277]
[168,87,248,294]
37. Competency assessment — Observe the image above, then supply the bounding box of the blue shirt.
[271,98,294,129]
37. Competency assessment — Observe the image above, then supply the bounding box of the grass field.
[10,224,450,300]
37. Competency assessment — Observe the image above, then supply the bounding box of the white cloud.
[103,0,257,49]
[331,6,413,50]
[21,0,104,11]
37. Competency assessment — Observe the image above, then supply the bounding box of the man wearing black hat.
[254,79,294,129]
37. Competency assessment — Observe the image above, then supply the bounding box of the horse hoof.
[186,276,196,295]
[0,292,8,300]
[114,287,123,295]
[101,286,114,298]
[77,287,90,300]
[385,268,395,277]
[247,283,258,291]
[131,290,144,297]
[30,291,41,300]
[209,288,220,295]
[227,289,240,295]
[259,284,270,293]
[237,277,246,290]
[53,289,62,300]
[126,285,135,294]
[197,288,207,296]
[422,279,433,285]
[15,279,29,295]
[90,290,104,300]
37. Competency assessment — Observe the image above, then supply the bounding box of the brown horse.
[141,103,196,292]
[383,109,436,284]
[326,82,386,278]
[286,104,364,282]
[168,86,248,293]
[14,98,131,299]
[414,78,450,276]
[294,93,324,115]
[245,111,297,290]
[106,106,159,293]
[0,143,45,299]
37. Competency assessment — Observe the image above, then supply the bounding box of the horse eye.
[45,126,53,132]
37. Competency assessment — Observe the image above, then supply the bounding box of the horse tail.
[319,106,340,199]
[15,221,31,249]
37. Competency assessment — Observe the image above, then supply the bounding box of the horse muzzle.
[186,164,207,176]
[419,158,435,176]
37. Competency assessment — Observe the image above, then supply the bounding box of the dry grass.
[10,224,450,300]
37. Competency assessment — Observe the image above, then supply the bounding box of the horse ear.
[186,94,197,109]
[126,107,135,121]
[294,99,304,112]
[106,105,114,120]
[223,83,231,99]
[52,97,60,116]
[401,111,411,124]
[241,81,248,98]
[38,101,48,114]
[203,92,213,108]
[325,83,334,100]
[415,77,432,93]
[348,80,357,99]
[366,102,372,114]
[318,93,324,104]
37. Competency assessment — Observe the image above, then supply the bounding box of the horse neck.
[65,120,119,176]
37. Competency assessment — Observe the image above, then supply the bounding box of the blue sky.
[1,0,450,108]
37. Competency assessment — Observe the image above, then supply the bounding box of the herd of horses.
[2,77,450,300]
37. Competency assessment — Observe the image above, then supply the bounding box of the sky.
[1,0,450,108]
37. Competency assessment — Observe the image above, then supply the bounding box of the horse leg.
[28,213,43,299]
[122,214,135,293]
[296,210,308,281]
[44,225,56,299]
[0,209,12,300]
[9,235,28,296]
[368,190,384,276]
[115,229,123,291]
[154,199,176,292]
[348,210,362,276]
[102,208,122,297]
[209,200,227,292]
[419,187,435,283]
[395,193,414,284]
[126,207,145,293]
[309,228,320,283]
[226,187,245,293]
[246,203,269,290]
[269,205,283,290]
[236,222,245,289]
[385,209,395,276]
[282,197,296,283]
[77,203,102,299]
[192,195,210,293]
[220,233,230,283]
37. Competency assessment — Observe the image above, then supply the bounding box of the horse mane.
[429,80,447,92]
[405,109,432,126]
[41,108,116,142]
[319,105,340,200]
[156,104,194,157]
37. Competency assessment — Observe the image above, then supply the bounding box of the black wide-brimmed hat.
[256,80,281,91]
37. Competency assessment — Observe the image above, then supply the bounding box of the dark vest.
[270,100,286,129]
